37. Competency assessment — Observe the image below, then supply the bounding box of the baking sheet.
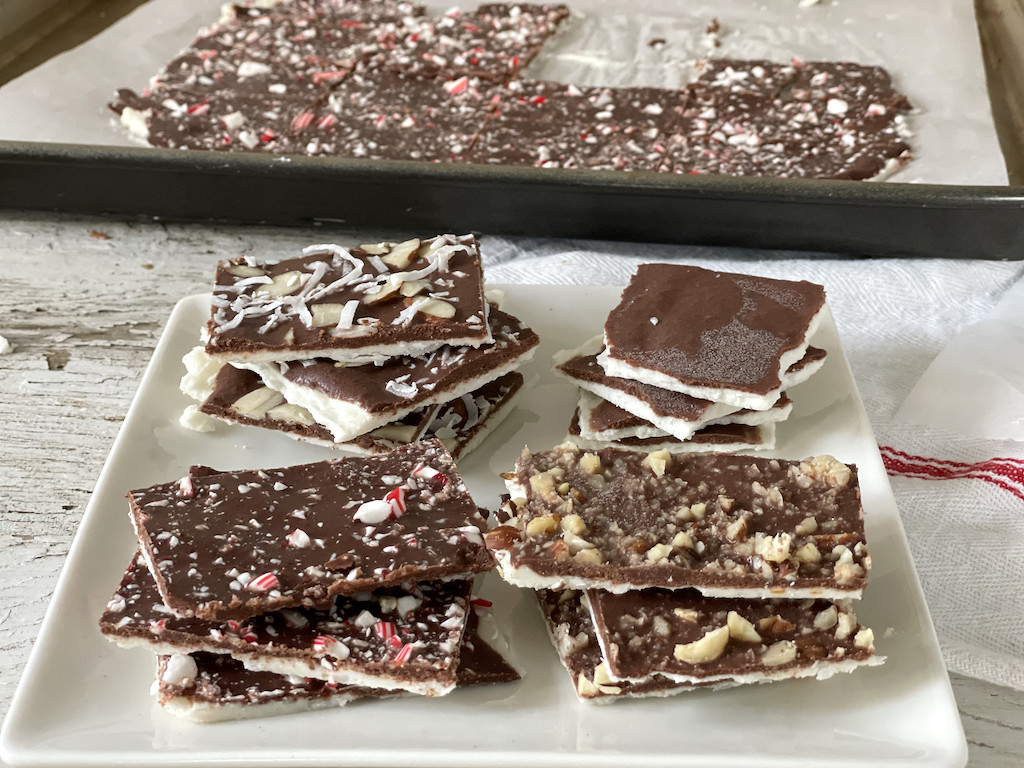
[0,0,1007,186]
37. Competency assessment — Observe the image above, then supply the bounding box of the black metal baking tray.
[2,139,1023,258]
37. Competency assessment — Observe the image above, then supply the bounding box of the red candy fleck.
[178,476,194,498]
[247,572,279,592]
[384,487,407,517]
[387,635,404,648]
[412,463,449,490]
[375,620,397,640]
[292,111,315,131]
[187,103,210,116]
[260,129,276,143]
[393,642,414,666]
[317,114,338,129]
[312,635,334,653]
[444,76,469,95]
[470,598,493,608]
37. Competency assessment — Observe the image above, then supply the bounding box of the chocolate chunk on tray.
[566,409,776,454]
[103,552,473,695]
[206,235,491,365]
[152,607,518,722]
[240,305,538,442]
[128,440,492,621]
[598,264,827,411]
[487,442,869,598]
[586,588,881,685]
[536,588,704,701]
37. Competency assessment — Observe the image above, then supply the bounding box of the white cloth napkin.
[480,235,1024,691]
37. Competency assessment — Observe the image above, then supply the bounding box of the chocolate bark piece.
[103,553,472,694]
[598,264,827,411]
[555,336,821,441]
[306,69,500,161]
[152,606,518,721]
[128,440,493,621]
[566,408,776,454]
[466,79,687,171]
[578,389,792,441]
[362,3,569,83]
[206,235,490,365]
[535,588,700,701]
[586,588,881,685]
[488,443,868,598]
[243,306,538,442]
[187,352,439,452]
[426,371,524,458]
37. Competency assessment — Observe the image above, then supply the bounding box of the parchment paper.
[0,0,1007,185]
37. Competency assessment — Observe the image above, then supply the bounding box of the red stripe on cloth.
[879,446,1024,502]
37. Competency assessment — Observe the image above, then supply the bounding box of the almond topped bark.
[128,440,492,621]
[205,234,491,365]
[487,443,869,599]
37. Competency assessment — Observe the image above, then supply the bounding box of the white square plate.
[0,285,967,768]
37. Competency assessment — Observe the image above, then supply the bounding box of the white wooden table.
[1,210,1023,767]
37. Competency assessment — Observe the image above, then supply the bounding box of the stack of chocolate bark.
[180,233,539,457]
[100,441,519,721]
[486,264,881,700]
[110,0,915,180]
[554,263,828,454]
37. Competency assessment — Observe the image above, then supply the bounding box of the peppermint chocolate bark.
[598,264,827,410]
[152,607,518,721]
[103,553,472,694]
[128,440,492,621]
[206,235,490,365]
[241,306,538,442]
[586,588,880,685]
[487,443,868,598]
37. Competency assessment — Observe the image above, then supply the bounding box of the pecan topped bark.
[129,440,493,621]
[487,442,869,598]
[206,234,490,365]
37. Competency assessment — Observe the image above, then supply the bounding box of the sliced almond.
[673,625,729,664]
[359,242,391,255]
[226,264,265,278]
[370,423,419,442]
[762,640,798,666]
[813,606,838,631]
[231,387,286,419]
[382,238,420,269]
[254,270,305,298]
[265,403,315,426]
[399,279,430,297]
[311,303,347,327]
[416,298,456,318]
[363,281,401,305]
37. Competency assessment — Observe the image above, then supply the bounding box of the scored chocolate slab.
[487,443,869,598]
[206,234,490,364]
[243,305,538,442]
[128,440,492,621]
[103,554,472,695]
[587,588,879,685]
[599,264,827,410]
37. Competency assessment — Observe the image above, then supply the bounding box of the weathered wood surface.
[1,211,1023,766]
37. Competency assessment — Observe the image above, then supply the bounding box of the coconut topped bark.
[205,234,490,365]
[128,440,492,621]
[487,442,868,598]
[597,264,827,410]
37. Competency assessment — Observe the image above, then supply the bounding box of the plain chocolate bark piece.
[535,588,698,701]
[244,305,538,442]
[565,408,775,454]
[128,440,493,621]
[487,443,868,598]
[206,234,490,364]
[586,588,879,685]
[599,264,827,410]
